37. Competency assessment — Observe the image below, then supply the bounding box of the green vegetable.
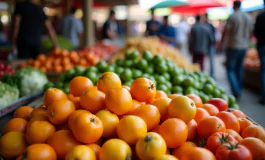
[0,81,19,108]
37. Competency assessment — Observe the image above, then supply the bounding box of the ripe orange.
[72,112,103,144]
[97,72,122,94]
[186,94,203,108]
[216,111,240,133]
[43,88,68,107]
[95,110,119,138]
[69,76,94,97]
[152,98,171,122]
[158,118,188,148]
[65,145,96,160]
[132,104,160,131]
[168,96,197,123]
[197,116,226,138]
[99,139,132,160]
[3,118,28,134]
[80,88,105,113]
[186,119,198,141]
[87,144,101,160]
[117,115,147,145]
[105,87,132,115]
[130,78,156,103]
[155,90,168,99]
[181,147,216,160]
[26,120,56,144]
[14,106,33,121]
[0,132,27,159]
[47,130,80,159]
[242,124,265,143]
[200,104,219,116]
[136,132,167,160]
[193,108,210,124]
[172,141,197,159]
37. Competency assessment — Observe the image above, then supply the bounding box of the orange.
[238,118,253,134]
[158,118,188,148]
[117,115,147,145]
[43,88,68,107]
[16,144,57,160]
[130,78,156,103]
[225,129,243,142]
[168,96,197,123]
[186,94,203,108]
[80,88,105,113]
[69,76,94,97]
[0,132,27,159]
[154,154,178,160]
[186,119,197,141]
[172,141,197,159]
[47,99,76,125]
[14,106,33,121]
[72,112,103,144]
[87,144,101,160]
[105,87,132,115]
[216,111,240,133]
[132,104,160,131]
[97,72,122,94]
[227,109,246,118]
[152,98,171,122]
[68,110,91,130]
[65,145,96,160]
[26,120,56,144]
[99,139,132,160]
[242,124,265,143]
[200,104,219,116]
[95,110,119,138]
[241,137,265,160]
[47,130,80,159]
[193,108,210,123]
[155,90,168,99]
[197,116,226,138]
[3,118,28,134]
[136,132,167,160]
[181,147,216,160]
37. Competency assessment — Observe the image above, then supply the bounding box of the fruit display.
[51,51,237,109]
[0,74,264,160]
[109,37,199,72]
[244,48,260,69]
[1,67,48,97]
[0,61,15,78]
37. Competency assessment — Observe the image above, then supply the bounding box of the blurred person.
[145,9,161,36]
[12,0,58,59]
[189,15,214,71]
[102,10,119,40]
[221,1,253,98]
[159,15,176,47]
[176,16,190,55]
[60,7,84,48]
[203,13,216,78]
[254,1,265,104]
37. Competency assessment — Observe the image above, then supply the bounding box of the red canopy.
[171,0,229,14]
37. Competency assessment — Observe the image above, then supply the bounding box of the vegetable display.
[0,81,19,108]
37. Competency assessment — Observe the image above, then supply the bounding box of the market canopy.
[171,0,228,14]
[151,0,188,9]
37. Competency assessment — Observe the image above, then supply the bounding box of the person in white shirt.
[176,17,190,56]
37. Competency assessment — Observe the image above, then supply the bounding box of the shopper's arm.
[44,20,59,48]
[11,15,21,50]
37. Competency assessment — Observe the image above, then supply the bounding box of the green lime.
[143,50,153,61]
[206,77,216,87]
[199,93,210,103]
[162,73,171,81]
[125,51,139,60]
[165,82,172,90]
[219,87,226,94]
[203,84,214,94]
[155,76,167,85]
[56,82,64,88]
[106,66,115,72]
[115,67,124,75]
[212,89,222,98]
[153,54,163,64]
[116,58,124,66]
[121,69,133,82]
[172,75,184,85]
[183,77,195,88]
[142,73,150,79]
[228,95,236,106]
[96,61,108,72]
[65,69,75,80]
[149,76,157,86]
[132,69,142,79]
[137,59,148,70]
[172,86,183,94]
[156,63,168,74]
[185,87,196,95]
[124,80,133,87]
[193,81,201,90]
[85,71,98,85]
[145,67,154,75]
[220,94,229,102]
[124,60,134,68]
[88,66,98,73]
[230,104,240,109]
[74,66,85,76]
[157,84,168,92]
[63,87,70,94]
[44,82,54,90]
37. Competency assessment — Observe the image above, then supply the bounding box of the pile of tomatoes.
[0,72,265,160]
[0,61,15,78]
[21,48,100,73]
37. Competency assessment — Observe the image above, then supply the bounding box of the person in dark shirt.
[159,15,176,47]
[12,0,58,59]
[145,9,160,36]
[254,6,265,104]
[102,10,119,40]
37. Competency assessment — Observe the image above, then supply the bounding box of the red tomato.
[215,144,252,160]
[206,98,228,111]
[206,132,238,153]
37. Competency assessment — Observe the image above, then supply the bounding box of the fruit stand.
[0,37,265,160]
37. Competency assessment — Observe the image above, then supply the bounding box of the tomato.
[97,72,122,94]
[186,94,203,108]
[201,104,219,116]
[215,144,252,160]
[186,119,197,141]
[152,98,171,122]
[242,124,265,143]
[154,154,178,160]
[238,118,253,134]
[69,76,93,97]
[227,109,246,118]
[43,88,68,107]
[65,145,96,160]
[172,141,197,159]
[225,129,243,142]
[241,137,265,160]
[136,132,167,160]
[197,116,226,138]
[216,111,240,133]
[206,132,238,153]
[2,118,28,134]
[14,106,33,121]
[206,98,228,111]
[193,108,210,124]
[181,147,216,160]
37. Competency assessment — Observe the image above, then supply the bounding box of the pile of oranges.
[0,72,265,160]
[21,48,100,73]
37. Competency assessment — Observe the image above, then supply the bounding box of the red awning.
[171,0,229,14]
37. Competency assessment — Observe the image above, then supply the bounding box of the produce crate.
[243,67,261,92]
[0,91,43,118]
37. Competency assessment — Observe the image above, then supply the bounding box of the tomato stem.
[51,112,54,117]
[144,135,153,150]
[90,117,95,123]
[148,84,155,90]
[125,154,131,160]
